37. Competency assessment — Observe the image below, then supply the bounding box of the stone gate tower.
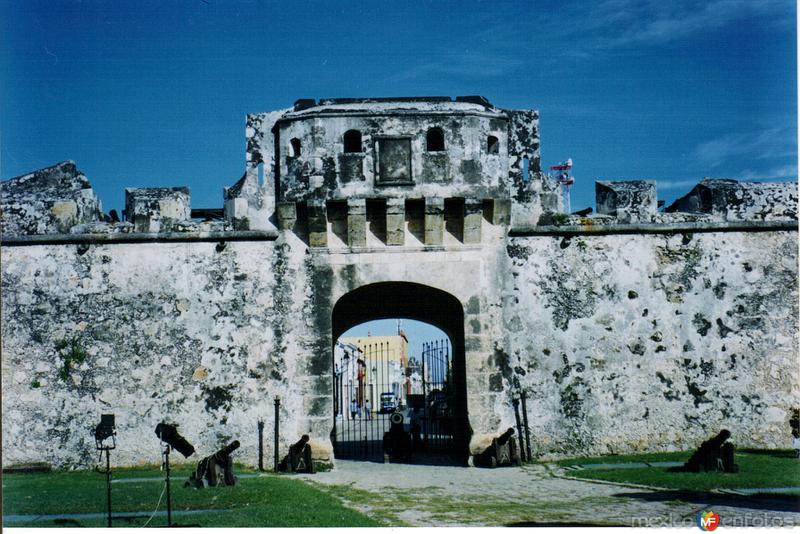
[2,96,797,468]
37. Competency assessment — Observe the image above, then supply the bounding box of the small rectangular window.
[522,156,530,182]
[377,138,412,184]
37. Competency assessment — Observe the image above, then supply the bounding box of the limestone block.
[463,198,482,244]
[308,439,333,462]
[51,201,78,229]
[307,200,328,247]
[491,199,511,225]
[595,180,656,221]
[224,197,249,227]
[424,197,444,245]
[276,202,297,231]
[386,198,405,246]
[347,198,367,247]
[125,187,191,233]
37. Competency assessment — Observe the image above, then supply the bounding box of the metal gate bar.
[333,336,453,461]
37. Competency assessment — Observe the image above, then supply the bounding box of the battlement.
[0,161,103,236]
[1,100,798,471]
[1,98,797,245]
[666,179,797,221]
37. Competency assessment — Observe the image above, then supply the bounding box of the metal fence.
[332,337,453,462]
[418,339,453,453]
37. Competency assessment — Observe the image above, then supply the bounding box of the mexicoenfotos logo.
[697,510,721,531]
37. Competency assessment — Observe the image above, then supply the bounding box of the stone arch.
[331,281,471,464]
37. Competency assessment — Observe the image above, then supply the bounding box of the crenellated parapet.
[1,98,796,244]
[125,187,191,234]
[240,96,547,238]
[666,179,797,221]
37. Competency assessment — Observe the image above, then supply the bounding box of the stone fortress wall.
[1,97,797,468]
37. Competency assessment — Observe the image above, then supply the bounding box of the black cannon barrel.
[218,440,241,457]
[497,428,515,446]
[701,429,731,450]
[290,435,310,452]
[155,423,196,458]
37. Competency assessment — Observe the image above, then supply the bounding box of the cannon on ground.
[676,430,739,473]
[278,434,315,473]
[473,428,521,468]
[185,440,240,488]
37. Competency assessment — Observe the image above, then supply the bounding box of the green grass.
[560,450,800,492]
[2,465,379,528]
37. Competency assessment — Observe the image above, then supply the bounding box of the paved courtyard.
[302,460,800,527]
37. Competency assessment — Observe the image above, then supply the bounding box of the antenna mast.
[551,158,575,214]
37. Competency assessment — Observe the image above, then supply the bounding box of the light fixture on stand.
[94,414,116,528]
[154,422,195,527]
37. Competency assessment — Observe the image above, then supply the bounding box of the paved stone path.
[565,461,684,470]
[300,460,800,527]
[3,508,225,524]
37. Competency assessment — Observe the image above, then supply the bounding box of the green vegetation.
[559,450,800,492]
[3,464,379,528]
[55,337,88,382]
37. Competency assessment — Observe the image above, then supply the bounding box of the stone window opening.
[426,128,445,152]
[487,136,499,154]
[343,130,363,153]
[522,155,530,182]
[257,161,264,185]
[289,138,302,157]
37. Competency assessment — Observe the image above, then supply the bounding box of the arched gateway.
[1,97,796,470]
[331,282,470,464]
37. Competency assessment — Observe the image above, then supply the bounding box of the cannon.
[185,440,240,488]
[383,413,412,463]
[677,430,739,473]
[278,434,315,473]
[155,423,195,458]
[473,428,521,468]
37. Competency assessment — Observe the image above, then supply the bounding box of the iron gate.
[333,337,453,462]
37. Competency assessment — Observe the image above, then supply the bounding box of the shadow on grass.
[614,490,800,513]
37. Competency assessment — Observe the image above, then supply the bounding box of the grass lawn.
[2,464,380,528]
[558,450,800,493]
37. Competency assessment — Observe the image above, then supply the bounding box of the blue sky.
[341,319,448,366]
[1,0,796,213]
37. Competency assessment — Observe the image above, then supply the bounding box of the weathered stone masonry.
[1,97,797,468]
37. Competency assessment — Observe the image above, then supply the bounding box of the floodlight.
[94,413,116,449]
